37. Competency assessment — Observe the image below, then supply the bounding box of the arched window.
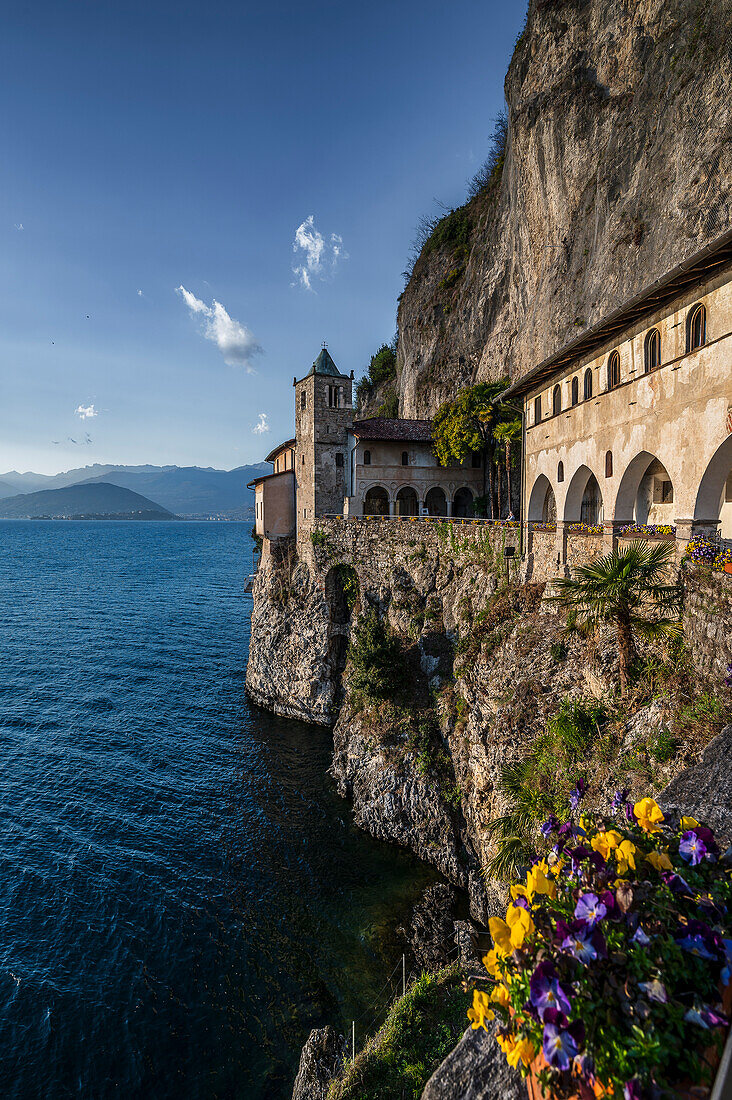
[686,303,706,352]
[534,395,542,424]
[644,329,661,373]
[607,352,620,391]
[363,450,371,466]
[605,450,613,478]
[584,368,593,400]
[558,461,564,483]
[571,377,579,406]
[552,385,561,416]
[401,451,409,466]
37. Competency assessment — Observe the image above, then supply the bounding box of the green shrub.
[424,206,472,256]
[377,388,399,418]
[310,528,329,550]
[348,611,405,702]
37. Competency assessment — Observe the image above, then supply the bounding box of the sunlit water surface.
[0,521,433,1099]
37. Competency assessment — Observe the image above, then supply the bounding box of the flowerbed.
[469,792,732,1099]
[533,523,557,533]
[618,524,676,539]
[567,523,603,536]
[683,536,732,574]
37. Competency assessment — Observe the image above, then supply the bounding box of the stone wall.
[683,566,732,682]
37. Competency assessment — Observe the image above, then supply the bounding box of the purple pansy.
[662,871,694,896]
[574,892,607,928]
[639,979,667,1004]
[679,830,711,866]
[512,894,531,911]
[721,940,732,987]
[569,779,586,810]
[530,972,572,1020]
[677,934,717,960]
[611,788,630,812]
[541,814,559,839]
[542,1020,584,1072]
[631,925,651,946]
[625,802,636,824]
[561,926,598,964]
[684,1005,729,1030]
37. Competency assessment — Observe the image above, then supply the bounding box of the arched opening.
[695,435,732,541]
[564,465,604,525]
[325,564,360,706]
[364,486,390,516]
[453,487,474,518]
[605,451,613,478]
[528,474,556,524]
[401,451,409,466]
[425,487,447,517]
[584,368,593,400]
[363,450,371,466]
[558,461,564,484]
[607,351,620,391]
[686,303,707,353]
[552,385,561,416]
[571,377,579,406]
[395,486,419,517]
[614,452,675,527]
[645,329,661,373]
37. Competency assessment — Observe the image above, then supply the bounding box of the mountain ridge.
[0,482,176,520]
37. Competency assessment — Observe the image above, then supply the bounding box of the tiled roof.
[265,438,295,464]
[352,418,433,442]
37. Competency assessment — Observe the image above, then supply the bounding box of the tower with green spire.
[294,346,354,527]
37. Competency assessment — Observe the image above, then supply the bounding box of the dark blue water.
[0,521,433,1099]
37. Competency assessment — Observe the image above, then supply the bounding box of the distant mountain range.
[0,482,176,520]
[0,463,269,519]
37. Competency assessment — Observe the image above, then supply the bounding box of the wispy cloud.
[75,404,97,420]
[14,223,23,231]
[292,215,347,291]
[176,286,262,370]
[252,412,269,435]
[137,289,143,297]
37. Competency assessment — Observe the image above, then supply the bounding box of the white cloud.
[292,215,347,291]
[75,404,97,420]
[176,286,262,370]
[252,412,269,435]
[14,223,23,231]
[137,289,143,297]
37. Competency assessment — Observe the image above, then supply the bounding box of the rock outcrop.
[660,724,732,845]
[420,1022,524,1100]
[396,0,732,418]
[291,1026,346,1100]
[399,884,459,973]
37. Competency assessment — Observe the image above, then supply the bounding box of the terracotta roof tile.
[352,418,433,442]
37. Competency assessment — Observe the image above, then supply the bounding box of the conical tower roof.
[306,347,347,378]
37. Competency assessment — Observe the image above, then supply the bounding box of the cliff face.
[397,0,732,417]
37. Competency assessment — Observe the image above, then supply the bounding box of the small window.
[571,377,579,406]
[558,461,564,483]
[652,478,674,504]
[401,451,409,466]
[471,452,481,468]
[644,329,661,373]
[552,385,561,416]
[300,391,306,410]
[335,452,344,468]
[607,352,620,390]
[363,450,371,466]
[686,303,706,352]
[301,454,305,465]
[584,368,593,400]
[605,450,613,478]
[534,395,542,424]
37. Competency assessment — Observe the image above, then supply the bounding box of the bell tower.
[294,346,353,527]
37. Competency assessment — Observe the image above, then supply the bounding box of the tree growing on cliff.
[355,341,398,412]
[348,609,405,702]
[432,381,512,518]
[549,541,682,695]
[493,417,522,517]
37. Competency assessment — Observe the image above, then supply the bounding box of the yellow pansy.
[488,916,513,956]
[591,829,622,861]
[482,948,501,977]
[616,838,637,876]
[634,797,665,833]
[467,989,494,1030]
[507,1037,536,1069]
[490,983,511,1009]
[511,863,556,904]
[646,849,673,872]
[680,815,699,830]
[489,905,535,955]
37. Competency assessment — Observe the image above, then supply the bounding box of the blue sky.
[0,0,526,474]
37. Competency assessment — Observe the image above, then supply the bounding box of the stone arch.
[528,474,556,523]
[363,485,390,516]
[453,487,474,518]
[615,451,675,525]
[395,486,419,517]
[564,465,603,525]
[424,487,447,516]
[694,435,732,538]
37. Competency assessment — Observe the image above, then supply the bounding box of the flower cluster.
[618,524,676,539]
[726,663,732,689]
[713,546,732,574]
[469,794,732,1099]
[682,535,722,567]
[567,523,604,535]
[533,523,557,532]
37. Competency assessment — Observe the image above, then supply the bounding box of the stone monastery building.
[250,348,483,540]
[252,227,732,571]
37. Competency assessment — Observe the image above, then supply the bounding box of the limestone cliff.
[396,0,732,418]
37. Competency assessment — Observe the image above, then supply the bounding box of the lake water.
[0,521,433,1099]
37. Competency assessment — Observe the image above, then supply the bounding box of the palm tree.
[493,418,522,517]
[549,541,682,695]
